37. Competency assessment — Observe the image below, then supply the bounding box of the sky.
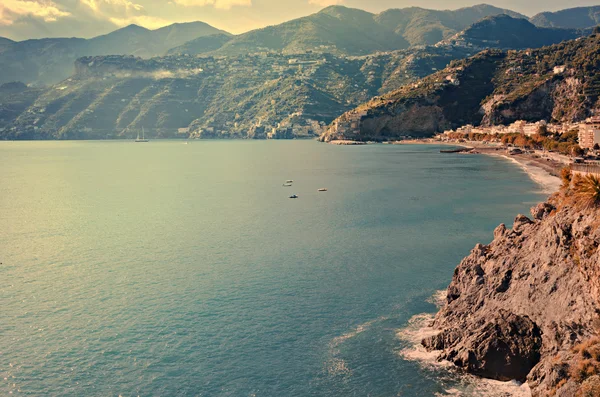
[1,0,599,41]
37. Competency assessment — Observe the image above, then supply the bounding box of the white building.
[578,117,600,149]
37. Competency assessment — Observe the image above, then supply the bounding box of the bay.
[0,140,544,396]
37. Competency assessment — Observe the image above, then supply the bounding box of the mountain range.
[2,4,600,140]
[0,22,229,86]
[168,4,524,57]
[0,46,474,140]
[530,5,600,29]
[320,27,600,142]
[4,4,600,86]
[441,14,587,50]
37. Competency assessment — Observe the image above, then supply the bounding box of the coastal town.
[326,110,600,194]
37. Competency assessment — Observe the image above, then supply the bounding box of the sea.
[0,140,545,397]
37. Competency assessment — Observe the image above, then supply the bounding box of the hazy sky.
[1,0,599,41]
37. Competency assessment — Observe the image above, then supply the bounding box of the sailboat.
[135,127,149,143]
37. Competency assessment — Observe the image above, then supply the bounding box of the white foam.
[326,357,352,377]
[330,316,387,346]
[325,316,388,378]
[427,289,447,308]
[396,313,444,365]
[396,311,532,397]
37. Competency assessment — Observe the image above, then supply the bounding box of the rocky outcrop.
[480,79,558,126]
[422,192,600,396]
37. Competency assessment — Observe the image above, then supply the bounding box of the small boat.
[135,127,149,143]
[318,188,328,192]
[283,183,293,187]
[289,195,298,199]
[286,180,293,184]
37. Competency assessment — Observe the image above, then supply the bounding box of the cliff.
[320,31,600,142]
[422,176,600,396]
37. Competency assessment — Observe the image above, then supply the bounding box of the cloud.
[0,0,71,25]
[308,0,343,6]
[109,15,170,29]
[172,0,251,9]
[80,0,172,29]
[80,0,144,17]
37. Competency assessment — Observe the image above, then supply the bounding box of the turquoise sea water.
[1,141,544,396]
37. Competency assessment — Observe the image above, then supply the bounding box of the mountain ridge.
[0,21,230,85]
[441,14,586,50]
[0,46,474,140]
[531,5,600,29]
[197,4,528,57]
[319,31,600,142]
[4,4,600,86]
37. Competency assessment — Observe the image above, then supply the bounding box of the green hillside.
[375,4,526,46]
[531,6,600,29]
[320,31,600,142]
[443,15,586,50]
[0,47,472,140]
[0,22,230,85]
[202,4,529,56]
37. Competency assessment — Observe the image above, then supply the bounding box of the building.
[578,117,600,149]
[508,120,527,134]
[523,121,547,137]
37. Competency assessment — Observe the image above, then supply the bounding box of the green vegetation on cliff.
[321,32,600,141]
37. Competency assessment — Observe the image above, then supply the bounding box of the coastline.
[486,152,562,194]
[400,140,564,195]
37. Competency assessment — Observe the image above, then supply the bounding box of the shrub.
[573,174,600,207]
[561,167,573,188]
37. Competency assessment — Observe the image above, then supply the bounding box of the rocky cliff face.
[321,32,600,142]
[422,189,600,396]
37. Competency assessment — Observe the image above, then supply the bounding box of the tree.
[572,145,585,157]
[537,124,550,137]
[593,143,600,151]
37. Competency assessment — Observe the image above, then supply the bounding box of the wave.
[330,317,383,346]
[396,298,532,397]
[427,289,447,308]
[325,316,389,378]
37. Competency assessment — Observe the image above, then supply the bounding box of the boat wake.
[325,316,388,378]
[396,293,532,397]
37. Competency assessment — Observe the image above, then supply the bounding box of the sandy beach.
[488,152,562,194]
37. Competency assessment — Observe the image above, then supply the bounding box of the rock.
[494,223,507,239]
[425,310,542,382]
[494,270,512,293]
[466,311,542,381]
[578,375,600,397]
[513,214,533,231]
[531,203,555,221]
[423,199,600,394]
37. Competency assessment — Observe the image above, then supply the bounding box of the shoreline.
[400,140,564,195]
[487,152,562,194]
